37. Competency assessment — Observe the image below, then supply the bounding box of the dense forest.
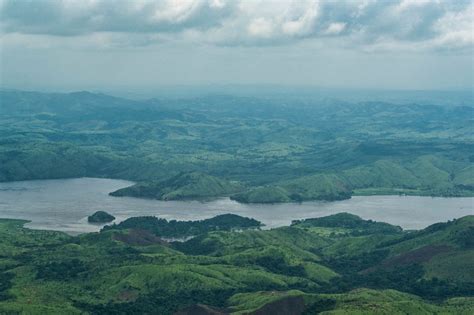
[0,213,472,314]
[0,90,473,203]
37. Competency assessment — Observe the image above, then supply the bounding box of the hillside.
[1,90,473,202]
[110,172,244,200]
[232,174,352,203]
[226,289,474,315]
[232,157,474,203]
[0,213,472,314]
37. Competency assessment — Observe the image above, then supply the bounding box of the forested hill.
[0,213,472,314]
[1,90,473,202]
[109,172,243,200]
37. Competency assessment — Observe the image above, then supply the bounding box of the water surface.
[0,178,472,235]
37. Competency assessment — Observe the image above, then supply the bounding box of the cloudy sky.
[0,0,473,92]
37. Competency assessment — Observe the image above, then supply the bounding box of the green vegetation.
[110,172,243,200]
[0,89,472,313]
[227,289,474,315]
[1,90,473,203]
[0,213,472,314]
[232,174,352,203]
[102,213,263,238]
[292,212,403,235]
[87,211,115,223]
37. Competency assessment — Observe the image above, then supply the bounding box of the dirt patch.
[381,245,453,268]
[250,296,306,315]
[113,229,168,246]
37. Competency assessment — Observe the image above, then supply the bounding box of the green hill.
[347,156,474,197]
[371,215,474,283]
[1,90,473,202]
[231,174,352,203]
[230,155,474,204]
[110,172,244,200]
[0,213,473,314]
[454,165,474,189]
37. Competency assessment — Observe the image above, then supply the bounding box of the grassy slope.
[110,172,244,200]
[232,155,474,203]
[0,213,473,314]
[232,174,352,203]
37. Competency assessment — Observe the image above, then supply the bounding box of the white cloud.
[0,0,472,52]
[324,22,346,35]
[248,18,275,38]
[396,0,439,12]
[281,0,319,36]
[432,3,474,49]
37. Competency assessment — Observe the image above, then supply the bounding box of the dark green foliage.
[88,211,115,223]
[293,213,402,235]
[323,249,390,274]
[76,289,236,315]
[0,272,13,301]
[172,234,221,255]
[255,255,306,277]
[301,297,337,315]
[324,264,474,300]
[36,259,88,281]
[102,214,262,238]
[453,226,474,249]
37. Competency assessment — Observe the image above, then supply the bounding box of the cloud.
[432,3,474,49]
[247,18,275,38]
[280,0,319,37]
[0,0,472,52]
[324,22,346,35]
[0,0,235,35]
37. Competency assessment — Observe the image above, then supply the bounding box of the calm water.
[0,178,472,235]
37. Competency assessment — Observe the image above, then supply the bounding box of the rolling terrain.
[0,213,472,314]
[1,90,473,203]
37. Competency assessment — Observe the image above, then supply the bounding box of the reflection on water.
[0,177,472,235]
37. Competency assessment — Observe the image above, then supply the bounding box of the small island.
[87,211,115,224]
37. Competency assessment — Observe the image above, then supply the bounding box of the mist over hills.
[3,85,472,106]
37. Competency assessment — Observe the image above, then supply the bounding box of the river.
[0,177,472,235]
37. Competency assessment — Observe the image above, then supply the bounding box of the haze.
[1,0,473,92]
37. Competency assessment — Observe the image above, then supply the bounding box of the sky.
[0,0,473,92]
